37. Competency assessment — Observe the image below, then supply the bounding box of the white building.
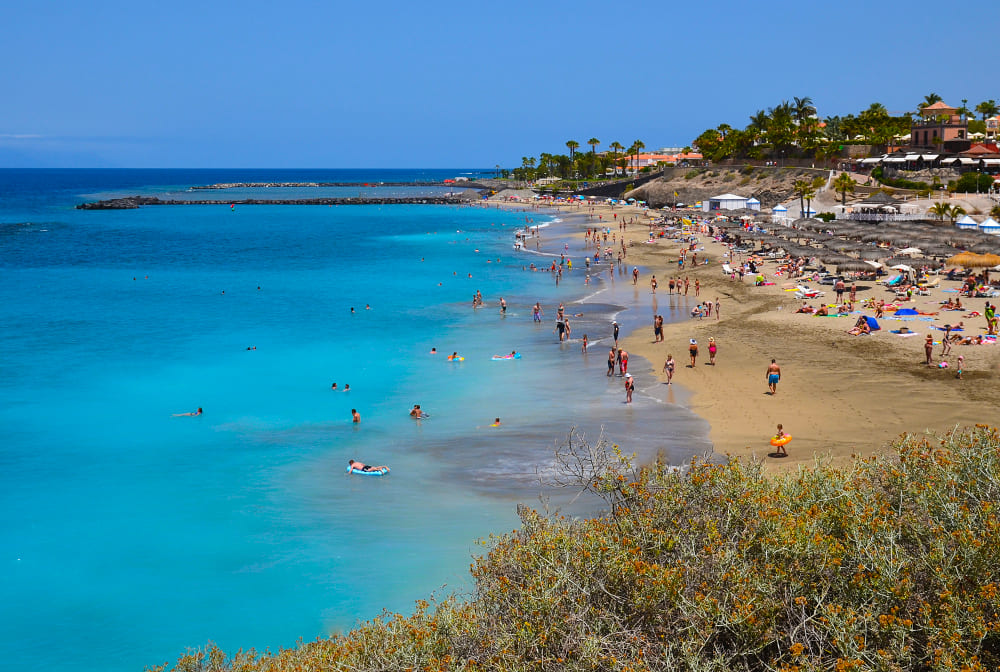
[703,193,749,212]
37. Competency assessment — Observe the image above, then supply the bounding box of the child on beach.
[773,424,788,456]
[581,334,588,353]
[956,355,964,379]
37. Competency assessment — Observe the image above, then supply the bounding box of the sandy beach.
[500,197,1000,471]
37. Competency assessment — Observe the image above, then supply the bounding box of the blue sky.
[1,0,994,168]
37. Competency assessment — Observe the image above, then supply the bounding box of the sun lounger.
[722,263,733,275]
[882,275,903,287]
[794,288,825,299]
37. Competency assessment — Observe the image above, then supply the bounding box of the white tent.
[703,193,748,212]
[979,217,1000,235]
[956,215,978,230]
[746,197,761,212]
[772,204,788,222]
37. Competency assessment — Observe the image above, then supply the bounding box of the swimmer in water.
[344,384,351,392]
[331,383,338,390]
[173,407,202,417]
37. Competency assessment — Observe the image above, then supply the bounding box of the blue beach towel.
[894,308,919,316]
[865,316,881,331]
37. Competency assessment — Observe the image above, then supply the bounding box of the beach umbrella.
[855,248,890,261]
[836,260,876,272]
[947,252,986,267]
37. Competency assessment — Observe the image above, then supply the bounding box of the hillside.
[624,165,830,209]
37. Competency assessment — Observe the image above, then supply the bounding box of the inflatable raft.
[347,465,390,476]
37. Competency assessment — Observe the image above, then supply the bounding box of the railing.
[837,213,923,222]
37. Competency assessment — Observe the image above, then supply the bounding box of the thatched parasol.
[835,260,877,273]
[946,252,995,268]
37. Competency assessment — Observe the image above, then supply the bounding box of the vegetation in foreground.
[154,426,1000,672]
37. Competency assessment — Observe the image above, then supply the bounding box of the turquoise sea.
[0,169,711,671]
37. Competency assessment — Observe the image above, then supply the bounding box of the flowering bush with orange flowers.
[153,425,1000,672]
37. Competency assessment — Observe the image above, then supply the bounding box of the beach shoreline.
[492,197,1000,472]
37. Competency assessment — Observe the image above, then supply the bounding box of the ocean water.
[0,170,711,671]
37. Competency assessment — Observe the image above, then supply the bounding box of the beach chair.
[882,275,903,287]
[722,263,733,275]
[794,287,825,299]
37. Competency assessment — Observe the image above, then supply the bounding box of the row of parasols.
[708,217,1000,272]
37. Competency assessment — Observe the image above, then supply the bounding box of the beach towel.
[894,308,919,316]
[890,330,919,336]
[865,317,881,331]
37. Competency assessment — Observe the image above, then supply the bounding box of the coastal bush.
[739,176,752,186]
[741,165,755,175]
[950,172,994,193]
[816,212,836,222]
[723,173,736,182]
[684,169,702,180]
[156,426,1000,672]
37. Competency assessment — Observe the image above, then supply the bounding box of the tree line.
[693,93,999,163]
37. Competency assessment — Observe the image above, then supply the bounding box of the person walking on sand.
[612,320,619,346]
[668,277,675,294]
[766,359,781,395]
[684,277,690,295]
[695,279,700,297]
[632,267,639,285]
[714,297,720,320]
[708,337,718,365]
[956,355,964,379]
[941,324,952,357]
[619,349,629,376]
[650,275,657,293]
[925,334,934,366]
[624,373,634,403]
[663,354,675,384]
[607,346,616,377]
[688,339,699,367]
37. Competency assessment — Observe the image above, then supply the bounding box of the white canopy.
[921,154,939,160]
[956,214,978,225]
[979,217,1000,232]
[860,158,881,164]
[983,159,1000,166]
[904,154,920,161]
[772,205,788,212]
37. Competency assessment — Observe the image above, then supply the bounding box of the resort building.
[986,115,999,139]
[910,101,968,152]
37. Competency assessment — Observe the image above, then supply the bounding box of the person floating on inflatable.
[770,423,791,456]
[447,351,464,361]
[490,417,501,427]
[347,459,390,476]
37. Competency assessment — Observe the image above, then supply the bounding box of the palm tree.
[792,96,816,124]
[833,173,856,206]
[918,93,943,110]
[976,100,999,122]
[946,204,966,224]
[629,140,645,174]
[927,202,950,221]
[793,179,810,217]
[565,140,579,161]
[587,138,600,177]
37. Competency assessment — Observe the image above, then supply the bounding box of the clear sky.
[1,0,994,168]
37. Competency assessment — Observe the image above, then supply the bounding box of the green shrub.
[684,169,701,180]
[157,426,1000,672]
[951,172,995,193]
[741,165,755,175]
[816,212,836,222]
[739,176,751,186]
[723,173,736,182]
